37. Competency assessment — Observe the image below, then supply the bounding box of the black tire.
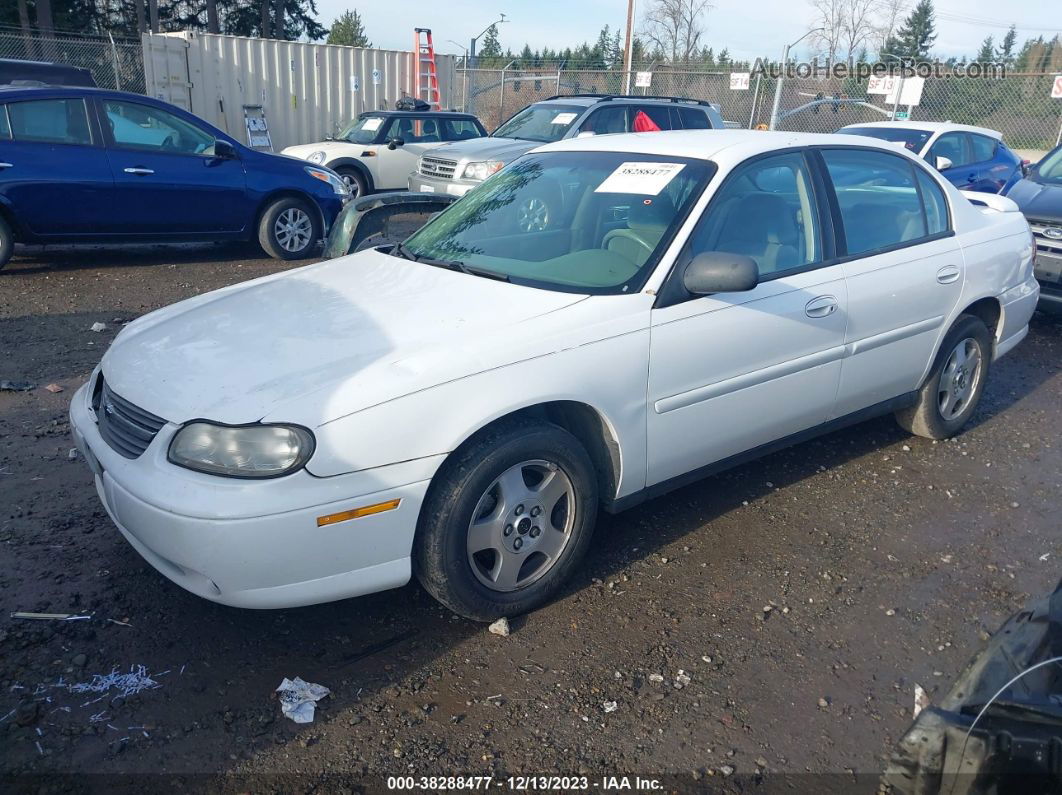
[0,214,13,270]
[895,313,993,440]
[334,167,367,200]
[414,419,599,621]
[257,197,321,260]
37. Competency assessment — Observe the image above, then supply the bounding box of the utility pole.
[260,0,271,39]
[148,0,160,33]
[768,28,823,130]
[622,0,636,94]
[134,0,147,34]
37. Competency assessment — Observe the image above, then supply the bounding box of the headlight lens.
[462,160,504,181]
[306,150,327,164]
[168,422,315,478]
[305,166,349,196]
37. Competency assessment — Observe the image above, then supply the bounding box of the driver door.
[374,115,439,190]
[98,98,247,234]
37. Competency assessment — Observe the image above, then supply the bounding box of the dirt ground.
[1,243,1060,792]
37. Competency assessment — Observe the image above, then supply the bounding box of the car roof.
[0,84,150,102]
[840,120,1003,139]
[537,129,924,164]
[536,94,713,109]
[362,109,478,118]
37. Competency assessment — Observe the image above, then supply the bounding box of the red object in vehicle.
[632,110,661,132]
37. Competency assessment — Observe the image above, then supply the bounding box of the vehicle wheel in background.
[334,168,366,200]
[895,313,993,440]
[0,214,13,270]
[414,419,599,621]
[257,197,321,260]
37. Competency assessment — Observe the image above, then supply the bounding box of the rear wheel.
[334,168,366,200]
[0,214,13,270]
[895,314,992,439]
[257,197,320,260]
[414,419,599,621]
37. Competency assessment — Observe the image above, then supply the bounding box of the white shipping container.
[142,32,457,151]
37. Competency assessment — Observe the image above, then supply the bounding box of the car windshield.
[1034,146,1062,184]
[492,103,584,143]
[839,126,932,152]
[337,115,387,144]
[400,151,713,294]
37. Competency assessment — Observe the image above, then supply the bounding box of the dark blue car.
[0,85,348,269]
[838,121,1025,194]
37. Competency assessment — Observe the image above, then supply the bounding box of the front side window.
[337,114,388,144]
[8,98,92,145]
[105,100,214,154]
[384,116,443,143]
[928,133,968,167]
[968,133,998,162]
[1033,145,1062,184]
[838,126,931,153]
[402,151,713,293]
[685,152,821,278]
[442,118,484,141]
[822,148,928,255]
[492,103,583,143]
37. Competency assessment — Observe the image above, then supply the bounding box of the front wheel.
[0,214,13,270]
[257,198,320,260]
[414,419,599,621]
[895,314,993,440]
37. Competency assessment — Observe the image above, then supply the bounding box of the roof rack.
[545,93,712,107]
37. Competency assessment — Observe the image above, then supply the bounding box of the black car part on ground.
[322,191,457,259]
[0,58,96,87]
[883,577,1062,794]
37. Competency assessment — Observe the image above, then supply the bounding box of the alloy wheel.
[938,337,983,421]
[274,207,313,252]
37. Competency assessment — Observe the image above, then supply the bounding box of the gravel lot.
[1,243,1060,790]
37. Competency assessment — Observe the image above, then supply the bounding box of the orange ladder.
[414,28,441,109]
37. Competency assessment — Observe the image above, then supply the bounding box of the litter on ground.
[275,677,330,724]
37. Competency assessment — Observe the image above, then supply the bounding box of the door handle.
[0,162,12,169]
[805,295,838,318]
[936,265,961,284]
[123,167,154,175]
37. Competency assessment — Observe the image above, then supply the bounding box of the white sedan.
[70,130,1039,620]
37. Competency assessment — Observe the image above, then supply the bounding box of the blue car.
[838,121,1025,194]
[0,85,348,269]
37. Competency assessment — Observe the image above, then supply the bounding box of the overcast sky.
[315,0,1060,62]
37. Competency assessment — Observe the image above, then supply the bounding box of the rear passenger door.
[818,147,963,416]
[965,133,1010,193]
[0,96,115,235]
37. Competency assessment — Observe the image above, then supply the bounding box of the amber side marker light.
[317,499,401,527]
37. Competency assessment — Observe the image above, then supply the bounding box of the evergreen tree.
[326,10,369,47]
[887,0,936,59]
[717,48,730,67]
[975,36,994,63]
[996,25,1016,64]
[479,23,501,58]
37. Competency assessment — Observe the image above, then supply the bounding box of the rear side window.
[580,106,627,135]
[822,149,929,255]
[8,98,92,145]
[630,105,672,131]
[676,107,711,130]
[915,168,950,235]
[968,134,997,162]
[0,105,10,139]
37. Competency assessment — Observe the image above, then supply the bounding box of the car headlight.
[462,160,504,181]
[305,166,349,196]
[168,422,315,478]
[306,150,327,164]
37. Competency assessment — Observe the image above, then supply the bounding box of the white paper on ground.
[594,162,686,195]
[276,677,330,723]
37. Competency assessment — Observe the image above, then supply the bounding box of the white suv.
[71,130,1038,620]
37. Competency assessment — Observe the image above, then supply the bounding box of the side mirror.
[934,155,953,171]
[683,252,759,295]
[388,137,405,150]
[213,139,237,159]
[575,130,596,138]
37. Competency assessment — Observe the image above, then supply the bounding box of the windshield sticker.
[594,162,687,195]
[551,112,578,125]
[362,117,383,131]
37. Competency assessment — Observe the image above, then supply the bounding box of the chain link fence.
[458,67,1062,157]
[0,29,145,94]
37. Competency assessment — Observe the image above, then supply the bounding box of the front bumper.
[69,381,432,609]
[408,171,478,197]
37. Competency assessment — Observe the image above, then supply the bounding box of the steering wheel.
[161,135,177,151]
[602,228,655,257]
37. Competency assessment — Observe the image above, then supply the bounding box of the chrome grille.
[92,379,166,459]
[1029,220,1062,261]
[419,156,457,180]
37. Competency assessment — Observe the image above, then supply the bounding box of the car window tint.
[579,106,627,135]
[0,105,10,139]
[442,119,482,141]
[687,152,821,277]
[630,105,672,131]
[915,168,949,235]
[677,107,710,129]
[968,134,997,162]
[8,98,92,145]
[409,117,441,143]
[822,149,928,255]
[929,133,967,167]
[104,100,214,154]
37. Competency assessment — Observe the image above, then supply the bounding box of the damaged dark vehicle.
[322,191,457,259]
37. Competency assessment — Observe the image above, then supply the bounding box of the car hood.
[1005,178,1062,223]
[426,136,536,164]
[101,252,587,427]
[280,141,368,161]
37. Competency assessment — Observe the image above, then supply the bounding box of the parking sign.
[729,73,750,90]
[1052,75,1062,99]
